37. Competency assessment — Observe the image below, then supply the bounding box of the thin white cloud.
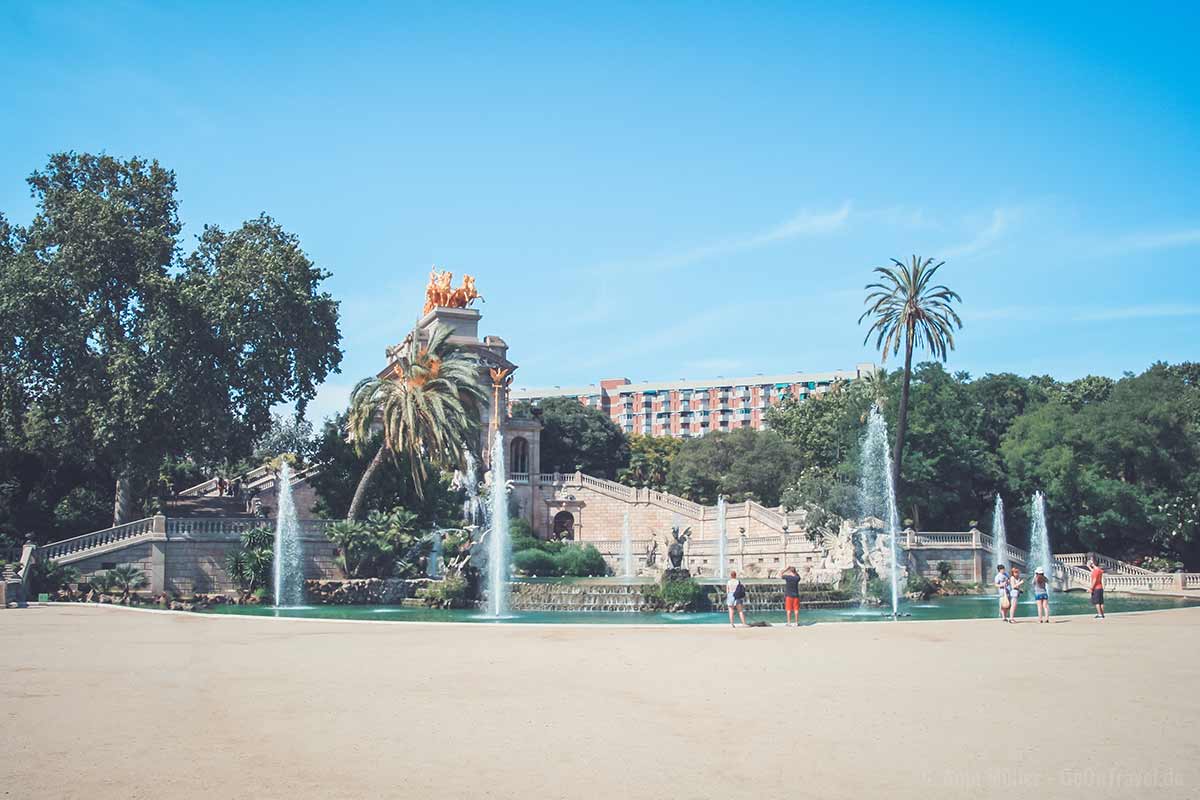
[594,202,852,275]
[1099,228,1200,255]
[939,208,1020,260]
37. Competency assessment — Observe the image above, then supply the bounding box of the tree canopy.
[518,397,629,479]
[0,153,342,537]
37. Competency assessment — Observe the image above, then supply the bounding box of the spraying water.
[991,495,1008,569]
[621,507,633,579]
[461,450,483,527]
[859,409,902,618]
[484,430,511,617]
[716,495,728,580]
[427,529,443,579]
[1029,492,1053,588]
[272,461,303,607]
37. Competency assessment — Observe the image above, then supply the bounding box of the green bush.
[555,544,608,577]
[422,575,471,607]
[655,578,707,610]
[936,561,954,581]
[512,549,558,576]
[226,526,274,594]
[26,559,79,596]
[327,508,426,579]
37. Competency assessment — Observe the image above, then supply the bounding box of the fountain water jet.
[621,507,633,579]
[427,529,443,579]
[1029,492,1053,588]
[859,409,902,618]
[992,495,1008,569]
[272,461,303,607]
[716,495,728,580]
[484,430,511,617]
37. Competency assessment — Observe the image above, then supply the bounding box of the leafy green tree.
[666,428,798,507]
[309,413,461,524]
[618,434,680,490]
[252,413,317,465]
[766,378,875,475]
[519,397,629,479]
[859,256,963,492]
[1001,365,1200,561]
[1,154,342,525]
[346,323,486,520]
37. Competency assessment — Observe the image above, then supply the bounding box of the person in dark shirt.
[781,566,802,626]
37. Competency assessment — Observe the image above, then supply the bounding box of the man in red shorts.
[781,566,802,626]
[1088,558,1105,619]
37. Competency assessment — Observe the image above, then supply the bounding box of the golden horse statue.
[423,269,484,314]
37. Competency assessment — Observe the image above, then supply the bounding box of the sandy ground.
[3,605,1198,800]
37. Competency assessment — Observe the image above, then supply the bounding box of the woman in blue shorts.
[1033,567,1050,623]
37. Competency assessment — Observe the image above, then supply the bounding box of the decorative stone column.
[149,515,168,595]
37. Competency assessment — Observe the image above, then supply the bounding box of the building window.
[510,437,529,473]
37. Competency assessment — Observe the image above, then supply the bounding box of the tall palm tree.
[345,323,487,520]
[859,256,963,491]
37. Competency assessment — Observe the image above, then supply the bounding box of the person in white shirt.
[994,565,1010,620]
[726,571,747,628]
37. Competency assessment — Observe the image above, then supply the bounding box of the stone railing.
[510,472,530,484]
[40,518,158,561]
[914,531,977,546]
[1056,552,1153,575]
[179,464,272,497]
[979,534,1027,566]
[178,463,322,498]
[166,517,336,538]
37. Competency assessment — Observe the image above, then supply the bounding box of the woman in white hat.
[1033,567,1050,623]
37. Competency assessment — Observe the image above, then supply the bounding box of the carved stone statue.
[644,538,658,567]
[424,269,484,314]
[666,526,691,569]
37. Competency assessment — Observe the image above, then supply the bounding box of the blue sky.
[2,1,1198,422]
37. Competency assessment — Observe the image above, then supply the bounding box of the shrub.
[26,559,80,596]
[226,526,274,594]
[512,549,558,576]
[555,544,608,577]
[654,577,707,610]
[106,565,148,598]
[327,508,426,579]
[936,561,954,581]
[422,575,471,607]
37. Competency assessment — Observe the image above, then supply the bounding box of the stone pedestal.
[661,568,692,583]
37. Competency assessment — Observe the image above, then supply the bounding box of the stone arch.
[552,510,575,540]
[510,436,529,474]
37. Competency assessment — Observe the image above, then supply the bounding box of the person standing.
[1006,566,1024,623]
[726,571,748,628]
[994,564,1010,620]
[781,566,802,626]
[1033,567,1051,623]
[1088,558,1106,619]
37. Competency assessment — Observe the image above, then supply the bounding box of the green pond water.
[202,592,1199,625]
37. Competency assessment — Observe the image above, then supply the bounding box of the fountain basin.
[203,592,1199,624]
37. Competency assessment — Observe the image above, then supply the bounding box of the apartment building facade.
[511,364,877,438]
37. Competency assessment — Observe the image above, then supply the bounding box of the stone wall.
[57,529,341,596]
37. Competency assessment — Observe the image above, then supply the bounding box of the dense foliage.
[0,153,342,541]
[517,397,628,478]
[510,521,608,577]
[326,508,427,579]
